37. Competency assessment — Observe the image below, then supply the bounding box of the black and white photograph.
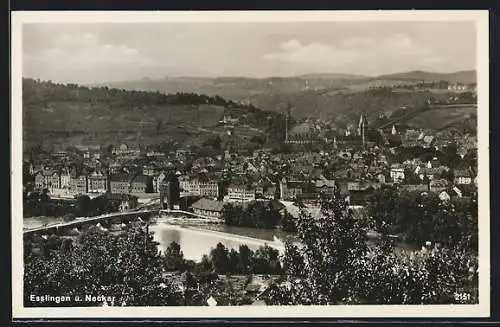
[11,10,490,318]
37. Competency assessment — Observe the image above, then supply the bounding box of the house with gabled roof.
[191,198,225,218]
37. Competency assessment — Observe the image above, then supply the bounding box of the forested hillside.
[22,78,288,151]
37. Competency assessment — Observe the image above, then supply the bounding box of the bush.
[62,213,76,222]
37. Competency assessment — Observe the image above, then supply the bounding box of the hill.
[22,78,288,152]
[375,70,476,84]
[99,70,476,125]
[296,73,369,80]
[96,76,359,99]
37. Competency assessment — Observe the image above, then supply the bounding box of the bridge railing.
[159,209,223,222]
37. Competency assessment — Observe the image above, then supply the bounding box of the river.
[24,216,417,262]
[150,222,289,262]
[23,216,290,262]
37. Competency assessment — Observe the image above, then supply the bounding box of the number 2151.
[454,293,471,302]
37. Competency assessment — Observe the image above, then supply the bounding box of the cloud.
[23,32,162,82]
[264,34,444,75]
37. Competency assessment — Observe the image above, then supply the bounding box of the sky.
[22,21,477,84]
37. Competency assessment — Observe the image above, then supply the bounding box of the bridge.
[23,208,225,235]
[23,210,158,235]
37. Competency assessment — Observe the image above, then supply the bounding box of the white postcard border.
[11,10,490,319]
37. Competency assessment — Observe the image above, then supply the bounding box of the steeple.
[285,100,292,143]
[358,113,366,147]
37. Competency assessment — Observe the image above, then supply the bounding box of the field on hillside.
[406,106,477,130]
[249,88,447,122]
[24,102,226,133]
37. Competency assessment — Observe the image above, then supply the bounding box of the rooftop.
[191,198,225,212]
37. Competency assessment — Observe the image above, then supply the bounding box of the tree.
[24,226,181,307]
[367,188,478,248]
[366,186,398,232]
[236,245,254,274]
[404,168,421,184]
[228,249,240,274]
[253,245,282,274]
[277,197,369,304]
[60,238,74,256]
[265,196,478,305]
[76,195,91,216]
[280,211,297,232]
[196,254,212,274]
[164,241,186,271]
[441,143,460,169]
[62,213,76,222]
[210,243,230,274]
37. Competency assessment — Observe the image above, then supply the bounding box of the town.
[23,90,478,224]
[22,76,479,307]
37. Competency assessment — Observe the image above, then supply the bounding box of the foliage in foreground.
[24,223,282,306]
[263,196,478,305]
[24,226,182,306]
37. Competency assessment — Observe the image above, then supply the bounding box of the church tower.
[285,101,292,143]
[358,113,366,147]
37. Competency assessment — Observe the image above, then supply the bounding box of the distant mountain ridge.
[296,73,369,80]
[375,70,476,84]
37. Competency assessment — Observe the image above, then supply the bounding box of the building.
[60,169,71,189]
[179,176,219,199]
[285,121,321,144]
[255,180,277,200]
[454,169,473,185]
[199,180,219,198]
[101,193,139,212]
[146,151,165,158]
[448,83,468,92]
[160,175,180,210]
[179,176,199,197]
[347,182,378,206]
[279,178,304,201]
[153,172,166,193]
[390,164,405,183]
[88,171,108,193]
[314,179,336,197]
[110,175,131,194]
[112,143,143,158]
[398,184,429,193]
[191,198,225,218]
[227,183,256,202]
[418,166,447,181]
[69,174,89,196]
[142,165,157,176]
[34,169,63,195]
[130,175,154,194]
[422,135,435,147]
[52,150,70,160]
